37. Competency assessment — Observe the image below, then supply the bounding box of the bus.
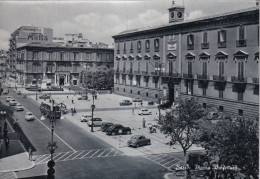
[40,101,61,119]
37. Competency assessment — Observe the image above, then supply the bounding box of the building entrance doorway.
[59,75,65,86]
[168,82,175,103]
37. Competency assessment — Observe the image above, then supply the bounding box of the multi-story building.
[16,42,114,86]
[8,26,53,73]
[113,3,259,118]
[0,50,7,78]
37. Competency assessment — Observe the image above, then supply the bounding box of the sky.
[0,0,257,50]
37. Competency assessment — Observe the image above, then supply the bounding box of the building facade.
[0,50,7,78]
[16,43,114,86]
[113,4,259,118]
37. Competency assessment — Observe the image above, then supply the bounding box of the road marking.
[37,155,51,164]
[21,105,76,152]
[35,154,49,162]
[113,150,119,156]
[105,149,114,156]
[71,151,85,160]
[6,120,15,133]
[53,153,63,160]
[89,149,100,158]
[62,151,77,161]
[55,151,72,161]
[97,149,108,157]
[163,158,178,166]
[80,150,92,159]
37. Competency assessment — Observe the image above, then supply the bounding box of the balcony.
[213,75,227,82]
[201,43,209,49]
[218,41,226,48]
[154,47,159,52]
[151,72,160,76]
[134,70,141,75]
[231,76,247,84]
[197,74,209,81]
[236,40,247,47]
[183,74,194,79]
[142,71,149,76]
[127,69,133,74]
[187,44,194,50]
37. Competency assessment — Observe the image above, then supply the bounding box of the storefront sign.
[168,35,177,51]
[28,34,48,41]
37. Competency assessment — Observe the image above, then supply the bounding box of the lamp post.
[46,97,57,179]
[91,90,96,132]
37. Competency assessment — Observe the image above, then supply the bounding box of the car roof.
[132,135,144,138]
[26,112,32,114]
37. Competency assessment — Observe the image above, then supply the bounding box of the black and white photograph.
[0,0,259,178]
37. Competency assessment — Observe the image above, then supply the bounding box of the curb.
[0,162,36,173]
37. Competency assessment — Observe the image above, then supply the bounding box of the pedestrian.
[5,137,9,150]
[3,128,8,139]
[155,113,158,121]
[134,102,136,108]
[72,97,74,104]
[132,108,135,115]
[69,87,70,92]
[67,96,68,99]
[141,101,143,107]
[74,107,77,114]
[71,108,74,116]
[28,147,33,160]
[142,118,146,128]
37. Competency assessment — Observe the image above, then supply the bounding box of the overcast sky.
[0,0,257,50]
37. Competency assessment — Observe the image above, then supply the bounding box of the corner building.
[113,3,259,119]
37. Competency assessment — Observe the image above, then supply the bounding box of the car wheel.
[127,131,131,135]
[112,132,116,136]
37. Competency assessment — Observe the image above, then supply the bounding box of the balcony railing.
[183,74,194,79]
[218,41,226,48]
[126,69,133,74]
[201,43,209,49]
[142,71,149,76]
[197,74,209,80]
[134,70,141,75]
[213,75,226,82]
[187,44,194,50]
[231,76,247,83]
[236,40,247,47]
[151,72,160,76]
[252,77,259,84]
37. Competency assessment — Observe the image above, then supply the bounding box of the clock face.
[171,12,174,18]
[177,12,183,18]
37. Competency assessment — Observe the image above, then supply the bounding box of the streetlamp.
[91,90,96,132]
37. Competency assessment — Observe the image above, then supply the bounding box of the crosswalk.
[143,153,185,171]
[0,172,16,179]
[34,148,122,165]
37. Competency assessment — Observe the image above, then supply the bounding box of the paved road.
[1,87,170,179]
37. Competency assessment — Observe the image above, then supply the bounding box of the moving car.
[6,96,12,102]
[138,108,152,115]
[2,89,8,94]
[119,100,132,106]
[127,135,151,147]
[87,117,103,127]
[106,124,131,136]
[80,114,92,122]
[9,99,17,106]
[15,104,24,111]
[39,94,51,99]
[101,122,113,132]
[78,95,88,100]
[16,90,22,95]
[132,97,143,102]
[25,112,34,121]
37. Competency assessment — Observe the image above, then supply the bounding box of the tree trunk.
[184,150,187,179]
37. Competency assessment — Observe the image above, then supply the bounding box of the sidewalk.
[0,152,35,173]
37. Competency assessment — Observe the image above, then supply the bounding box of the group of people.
[0,121,9,151]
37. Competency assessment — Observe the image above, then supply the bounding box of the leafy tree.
[196,117,259,178]
[161,98,204,178]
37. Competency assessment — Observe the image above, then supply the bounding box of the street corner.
[0,152,36,173]
[163,172,175,179]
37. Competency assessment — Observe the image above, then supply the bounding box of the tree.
[196,117,259,179]
[161,98,204,178]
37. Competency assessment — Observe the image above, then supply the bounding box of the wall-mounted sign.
[168,35,177,51]
[28,33,48,41]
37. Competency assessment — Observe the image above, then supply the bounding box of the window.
[73,53,79,60]
[219,61,224,76]
[21,52,25,60]
[117,43,120,54]
[203,103,207,108]
[32,52,38,60]
[202,87,206,96]
[218,30,226,48]
[201,32,209,49]
[138,62,141,73]
[130,62,133,72]
[237,26,246,47]
[138,91,140,95]
[238,61,244,78]
[123,89,125,92]
[146,92,148,97]
[123,61,126,72]
[145,40,150,52]
[238,92,243,101]
[123,42,126,54]
[202,61,207,75]
[219,106,224,112]
[106,54,110,61]
[188,61,192,75]
[61,52,65,61]
[86,53,91,60]
[219,89,223,98]
[238,109,243,116]
[187,34,194,50]
[130,41,133,53]
[97,53,102,60]
[187,82,193,95]
[154,39,159,52]
[130,90,132,94]
[137,41,141,52]
[155,94,158,98]
[146,62,149,72]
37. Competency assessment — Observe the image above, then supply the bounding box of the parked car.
[2,89,8,94]
[39,94,51,99]
[9,99,17,106]
[15,104,24,111]
[80,114,92,122]
[106,124,131,135]
[6,96,12,102]
[78,95,88,100]
[87,117,103,127]
[138,108,152,115]
[132,97,143,102]
[127,135,151,147]
[101,122,113,132]
[119,100,132,106]
[25,112,34,121]
[16,90,22,95]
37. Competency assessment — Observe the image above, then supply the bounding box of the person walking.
[155,113,159,121]
[72,97,74,104]
[74,107,77,114]
[28,147,33,160]
[142,118,146,128]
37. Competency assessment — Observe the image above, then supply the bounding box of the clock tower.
[168,1,185,23]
